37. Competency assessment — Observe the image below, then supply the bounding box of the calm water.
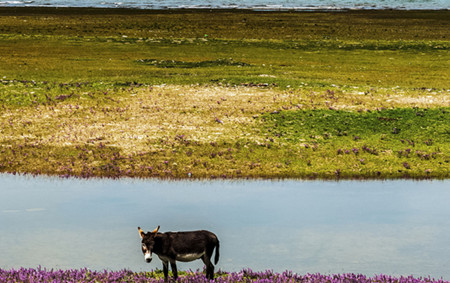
[0,175,449,279]
[0,0,448,10]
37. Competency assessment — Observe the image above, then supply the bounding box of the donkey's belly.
[176,252,205,262]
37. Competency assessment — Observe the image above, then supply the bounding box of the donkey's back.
[162,230,219,263]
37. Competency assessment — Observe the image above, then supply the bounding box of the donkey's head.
[138,226,160,263]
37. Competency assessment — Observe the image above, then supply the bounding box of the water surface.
[0,174,449,279]
[0,0,448,10]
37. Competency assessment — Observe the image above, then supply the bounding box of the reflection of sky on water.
[1,0,448,10]
[0,174,449,279]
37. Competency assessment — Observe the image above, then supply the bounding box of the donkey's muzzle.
[144,252,152,263]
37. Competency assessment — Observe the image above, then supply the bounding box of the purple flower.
[1,268,448,283]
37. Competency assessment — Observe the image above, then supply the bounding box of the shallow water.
[0,174,449,279]
[0,0,448,10]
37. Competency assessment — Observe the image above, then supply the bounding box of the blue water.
[0,0,449,10]
[1,174,449,279]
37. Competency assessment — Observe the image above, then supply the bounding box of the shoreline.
[1,6,449,14]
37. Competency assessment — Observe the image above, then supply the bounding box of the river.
[0,174,449,279]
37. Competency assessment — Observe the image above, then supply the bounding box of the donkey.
[138,226,220,281]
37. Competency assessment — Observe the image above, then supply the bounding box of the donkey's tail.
[214,240,220,265]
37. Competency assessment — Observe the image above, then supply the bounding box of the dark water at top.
[0,0,448,10]
[0,174,449,279]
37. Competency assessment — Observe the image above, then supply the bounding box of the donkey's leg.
[162,261,169,282]
[170,261,178,281]
[201,255,215,280]
[209,264,215,280]
[207,264,215,280]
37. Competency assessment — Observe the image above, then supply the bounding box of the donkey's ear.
[152,225,160,234]
[138,227,145,239]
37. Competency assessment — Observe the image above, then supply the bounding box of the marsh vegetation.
[0,8,448,179]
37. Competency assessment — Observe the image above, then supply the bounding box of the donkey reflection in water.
[138,226,220,281]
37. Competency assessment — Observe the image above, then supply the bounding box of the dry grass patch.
[1,85,281,153]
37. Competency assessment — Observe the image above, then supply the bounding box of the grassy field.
[0,8,448,179]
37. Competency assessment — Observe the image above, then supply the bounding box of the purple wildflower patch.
[0,268,448,283]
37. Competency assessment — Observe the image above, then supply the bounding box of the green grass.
[262,108,449,145]
[0,9,448,90]
[258,108,449,178]
[0,36,448,90]
[0,8,448,179]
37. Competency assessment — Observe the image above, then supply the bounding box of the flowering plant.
[1,268,448,283]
